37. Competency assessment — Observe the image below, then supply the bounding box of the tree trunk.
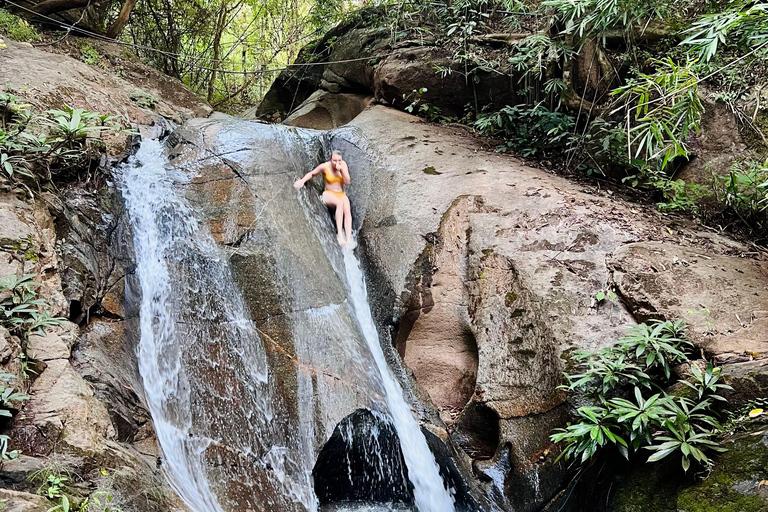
[207,1,227,103]
[106,0,138,39]
[33,0,92,16]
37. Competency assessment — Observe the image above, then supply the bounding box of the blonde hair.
[331,150,343,158]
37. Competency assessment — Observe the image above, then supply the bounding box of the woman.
[294,150,352,246]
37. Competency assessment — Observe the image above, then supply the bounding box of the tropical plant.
[610,58,704,174]
[682,2,768,62]
[543,0,677,45]
[0,94,128,186]
[474,103,575,156]
[562,350,650,395]
[612,319,692,379]
[0,8,41,42]
[551,405,627,463]
[552,320,727,472]
[645,423,725,471]
[681,362,733,401]
[0,274,65,341]
[0,435,19,461]
[715,159,768,231]
[0,371,28,416]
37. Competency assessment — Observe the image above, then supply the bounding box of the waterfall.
[120,134,456,512]
[342,247,456,512]
[121,139,316,512]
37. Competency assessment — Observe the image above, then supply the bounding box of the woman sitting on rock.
[294,150,352,246]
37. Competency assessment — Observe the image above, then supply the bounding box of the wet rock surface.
[0,37,210,512]
[313,409,413,505]
[163,104,768,511]
[345,106,768,511]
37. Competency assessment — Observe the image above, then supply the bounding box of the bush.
[552,320,732,472]
[714,159,768,232]
[0,8,40,43]
[474,103,575,156]
[1,93,128,187]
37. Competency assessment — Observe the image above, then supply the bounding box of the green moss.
[482,248,494,256]
[612,432,768,512]
[0,8,40,43]
[675,433,768,512]
[422,166,441,175]
[611,462,680,512]
[504,292,517,307]
[129,89,158,110]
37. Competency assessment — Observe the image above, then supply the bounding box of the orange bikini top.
[324,163,344,184]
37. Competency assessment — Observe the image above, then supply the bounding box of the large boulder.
[256,9,519,121]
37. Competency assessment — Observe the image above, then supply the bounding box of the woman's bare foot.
[337,233,347,246]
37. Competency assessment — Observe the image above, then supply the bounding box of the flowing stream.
[342,247,456,512]
[120,136,455,511]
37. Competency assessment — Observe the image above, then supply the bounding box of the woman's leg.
[342,195,352,243]
[323,191,346,245]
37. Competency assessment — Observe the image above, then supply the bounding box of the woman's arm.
[341,161,351,185]
[294,163,325,189]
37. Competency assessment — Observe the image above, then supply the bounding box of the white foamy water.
[121,139,317,512]
[342,245,456,512]
[121,139,227,512]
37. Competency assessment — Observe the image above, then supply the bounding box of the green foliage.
[610,58,704,173]
[508,34,575,103]
[714,158,768,232]
[0,371,29,417]
[680,362,733,401]
[552,320,729,472]
[474,103,575,156]
[683,2,768,62]
[617,319,691,379]
[656,179,711,213]
[78,43,102,66]
[543,0,676,45]
[0,434,20,461]
[0,274,65,341]
[0,370,26,461]
[0,8,40,43]
[0,93,126,186]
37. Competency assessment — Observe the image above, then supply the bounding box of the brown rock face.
[397,197,481,410]
[610,241,768,361]
[347,105,768,511]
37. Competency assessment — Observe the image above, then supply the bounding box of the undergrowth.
[0,8,40,43]
[552,320,732,473]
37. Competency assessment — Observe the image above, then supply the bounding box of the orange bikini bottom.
[325,190,346,200]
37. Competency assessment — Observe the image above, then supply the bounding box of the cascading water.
[121,138,316,512]
[341,246,456,512]
[120,129,457,512]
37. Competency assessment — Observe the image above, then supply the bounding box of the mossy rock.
[610,430,768,512]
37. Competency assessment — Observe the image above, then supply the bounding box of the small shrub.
[0,274,65,341]
[0,8,40,43]
[714,158,768,232]
[610,58,704,173]
[552,320,731,472]
[474,103,575,156]
[0,93,127,186]
[79,43,101,66]
[682,2,768,62]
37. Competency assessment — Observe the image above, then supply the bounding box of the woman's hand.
[293,179,304,189]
